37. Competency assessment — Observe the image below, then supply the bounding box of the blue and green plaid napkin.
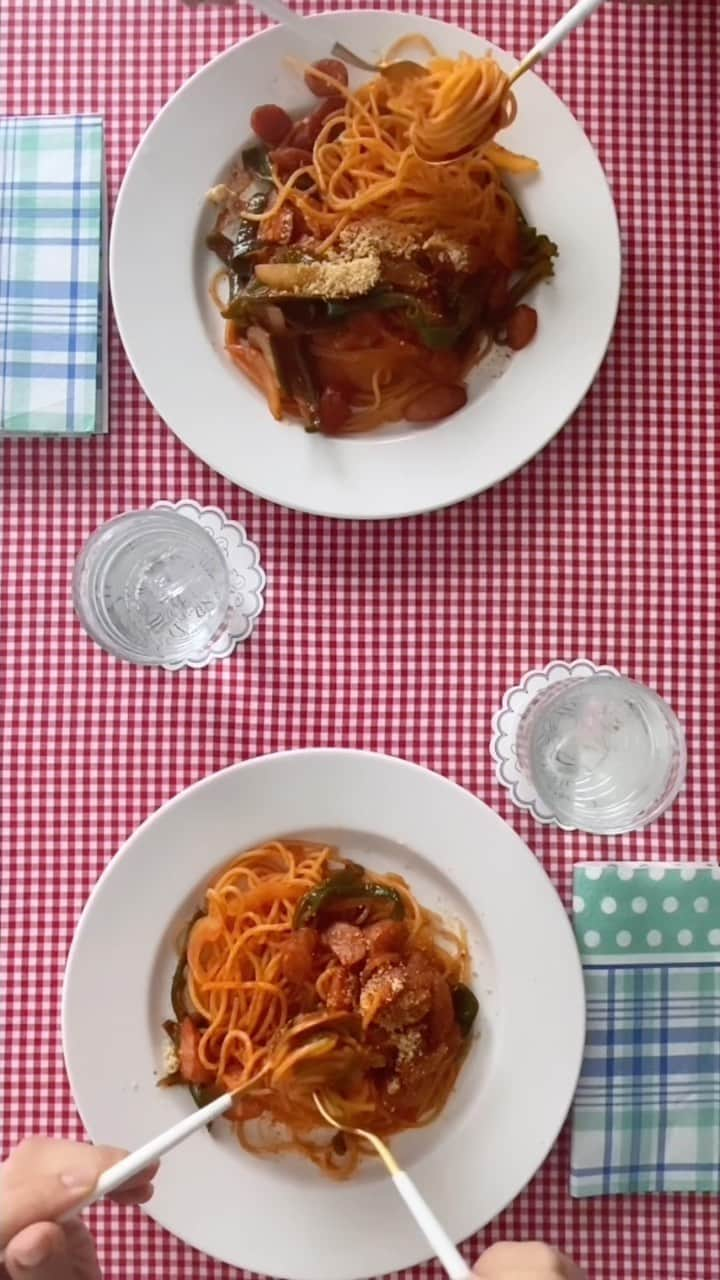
[571,863,720,1196]
[0,115,106,435]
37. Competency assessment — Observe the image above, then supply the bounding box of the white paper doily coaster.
[490,659,620,827]
[153,500,266,671]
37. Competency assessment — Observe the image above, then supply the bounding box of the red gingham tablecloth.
[1,1,718,1277]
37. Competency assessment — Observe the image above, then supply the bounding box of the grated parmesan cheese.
[338,221,473,273]
[422,232,471,271]
[359,966,405,1020]
[163,1040,180,1075]
[205,183,234,206]
[394,1028,423,1067]
[339,219,420,261]
[254,256,380,299]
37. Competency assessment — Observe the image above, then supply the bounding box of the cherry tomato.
[272,147,314,182]
[286,119,316,152]
[304,58,349,98]
[505,304,538,351]
[250,103,292,147]
[307,95,346,136]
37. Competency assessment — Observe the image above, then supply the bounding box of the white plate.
[110,12,620,520]
[63,749,584,1280]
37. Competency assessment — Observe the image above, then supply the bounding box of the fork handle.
[0,1093,236,1267]
[66,1092,235,1219]
[244,0,305,30]
[392,1171,474,1280]
[510,0,608,83]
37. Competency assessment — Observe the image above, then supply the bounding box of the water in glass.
[73,509,230,665]
[516,674,686,834]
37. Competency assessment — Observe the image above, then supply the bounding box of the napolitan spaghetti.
[206,40,558,434]
[161,840,478,1177]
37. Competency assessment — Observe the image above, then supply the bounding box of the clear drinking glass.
[72,509,231,666]
[516,674,687,834]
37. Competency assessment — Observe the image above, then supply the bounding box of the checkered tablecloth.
[1,2,717,1279]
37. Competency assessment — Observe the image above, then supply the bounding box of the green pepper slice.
[451,983,479,1037]
[241,145,273,181]
[189,1082,223,1110]
[271,334,322,433]
[294,865,404,928]
[170,908,204,1021]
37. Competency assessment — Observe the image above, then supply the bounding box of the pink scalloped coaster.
[490,659,620,828]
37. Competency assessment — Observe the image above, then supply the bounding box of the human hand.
[474,1242,587,1280]
[0,1138,159,1280]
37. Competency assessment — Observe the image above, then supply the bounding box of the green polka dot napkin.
[571,864,720,1197]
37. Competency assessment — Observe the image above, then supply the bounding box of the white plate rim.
[62,749,585,1280]
[109,11,621,520]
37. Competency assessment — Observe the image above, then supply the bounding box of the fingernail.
[13,1239,50,1268]
[60,1171,94,1192]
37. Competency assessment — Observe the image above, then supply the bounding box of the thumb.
[0,1138,127,1248]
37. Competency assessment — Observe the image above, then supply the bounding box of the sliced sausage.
[360,964,407,1026]
[363,920,408,958]
[323,921,368,968]
[373,952,435,1030]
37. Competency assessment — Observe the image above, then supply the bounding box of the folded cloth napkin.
[0,115,106,435]
[571,863,720,1196]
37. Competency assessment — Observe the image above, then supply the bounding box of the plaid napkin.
[571,863,720,1197]
[0,115,106,435]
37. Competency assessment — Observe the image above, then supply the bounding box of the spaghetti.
[207,43,557,434]
[162,840,478,1177]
